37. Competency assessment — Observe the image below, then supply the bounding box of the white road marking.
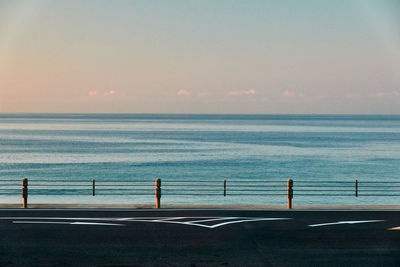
[12,221,124,226]
[116,217,165,221]
[153,217,186,221]
[70,222,124,226]
[2,216,291,229]
[13,221,71,225]
[122,217,291,228]
[117,218,138,221]
[182,218,291,229]
[202,218,291,229]
[0,217,114,221]
[309,220,384,227]
[185,217,238,224]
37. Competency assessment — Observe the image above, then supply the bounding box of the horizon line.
[1,112,400,116]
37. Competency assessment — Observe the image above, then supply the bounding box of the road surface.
[0,209,399,266]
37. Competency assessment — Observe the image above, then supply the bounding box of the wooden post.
[155,178,161,208]
[223,179,226,197]
[22,178,28,208]
[92,179,96,196]
[355,179,358,197]
[287,179,293,209]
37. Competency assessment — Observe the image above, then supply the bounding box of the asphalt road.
[0,209,399,267]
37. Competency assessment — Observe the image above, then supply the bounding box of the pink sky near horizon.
[0,0,399,114]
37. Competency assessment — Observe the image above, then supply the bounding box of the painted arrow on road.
[309,220,384,227]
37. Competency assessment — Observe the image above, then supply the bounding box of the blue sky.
[0,0,399,113]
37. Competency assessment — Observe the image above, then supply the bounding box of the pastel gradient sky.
[1,0,399,114]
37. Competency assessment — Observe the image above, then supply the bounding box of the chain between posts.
[7,177,400,209]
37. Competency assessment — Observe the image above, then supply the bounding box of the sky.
[0,0,399,114]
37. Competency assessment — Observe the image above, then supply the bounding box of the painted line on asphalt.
[200,218,291,229]
[154,217,186,221]
[2,216,291,229]
[309,220,384,227]
[70,222,124,226]
[12,221,124,226]
[13,221,71,225]
[185,217,238,224]
[0,217,119,221]
[91,216,292,229]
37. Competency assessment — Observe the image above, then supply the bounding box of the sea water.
[1,114,400,205]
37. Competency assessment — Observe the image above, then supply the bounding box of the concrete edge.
[0,204,399,210]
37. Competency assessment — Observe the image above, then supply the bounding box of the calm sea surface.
[1,114,400,205]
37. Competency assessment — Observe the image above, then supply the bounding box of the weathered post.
[223,179,226,197]
[355,179,358,197]
[287,179,293,209]
[22,178,28,208]
[155,178,161,208]
[92,179,96,196]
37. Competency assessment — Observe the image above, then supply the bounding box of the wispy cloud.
[369,91,400,98]
[228,89,256,96]
[346,93,362,100]
[104,90,116,96]
[88,90,97,96]
[177,89,190,96]
[282,90,296,98]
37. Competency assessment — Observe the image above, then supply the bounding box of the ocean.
[1,114,400,206]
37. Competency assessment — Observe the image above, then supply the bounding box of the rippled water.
[1,114,400,205]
